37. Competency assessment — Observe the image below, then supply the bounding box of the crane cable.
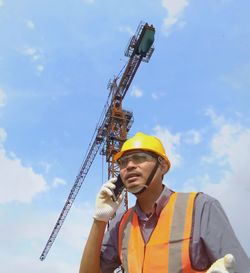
[117,60,127,79]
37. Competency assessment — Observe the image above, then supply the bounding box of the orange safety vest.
[118,192,206,273]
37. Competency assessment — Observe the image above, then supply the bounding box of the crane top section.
[125,22,155,61]
[96,22,155,154]
[109,22,155,105]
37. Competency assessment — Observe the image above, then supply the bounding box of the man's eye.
[121,158,128,165]
[134,155,146,161]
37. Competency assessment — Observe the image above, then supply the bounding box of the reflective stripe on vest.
[118,192,205,273]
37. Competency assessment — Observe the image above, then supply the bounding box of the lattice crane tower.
[40,22,155,261]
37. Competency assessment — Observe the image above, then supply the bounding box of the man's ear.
[158,157,169,174]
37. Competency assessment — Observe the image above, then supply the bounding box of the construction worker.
[79,132,250,273]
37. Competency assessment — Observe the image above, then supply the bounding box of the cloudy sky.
[0,0,250,272]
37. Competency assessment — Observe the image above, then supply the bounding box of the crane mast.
[40,22,155,261]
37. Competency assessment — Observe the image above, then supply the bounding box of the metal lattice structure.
[40,22,155,261]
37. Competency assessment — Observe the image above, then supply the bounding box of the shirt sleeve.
[191,193,250,272]
[100,213,123,273]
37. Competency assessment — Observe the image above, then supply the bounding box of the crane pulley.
[40,21,155,261]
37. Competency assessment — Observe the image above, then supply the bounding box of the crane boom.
[40,22,155,261]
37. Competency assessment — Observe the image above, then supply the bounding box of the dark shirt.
[100,185,250,273]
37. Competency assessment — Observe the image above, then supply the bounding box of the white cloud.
[21,46,45,74]
[0,128,66,200]
[151,91,166,100]
[0,88,7,107]
[37,65,44,72]
[201,127,250,253]
[36,64,45,75]
[117,26,134,36]
[201,109,250,191]
[23,46,42,61]
[153,126,202,168]
[183,129,202,145]
[131,86,143,98]
[182,174,211,192]
[0,128,7,144]
[0,202,93,273]
[52,177,66,188]
[60,202,94,249]
[184,109,250,254]
[205,107,226,127]
[161,0,189,35]
[26,20,35,30]
[0,147,48,203]
[0,0,3,8]
[221,63,250,90]
[39,161,52,173]
[203,108,243,166]
[153,125,182,168]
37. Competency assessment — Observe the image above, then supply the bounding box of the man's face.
[118,150,158,193]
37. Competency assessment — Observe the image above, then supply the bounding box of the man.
[79,132,250,273]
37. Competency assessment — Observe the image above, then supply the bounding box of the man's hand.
[207,254,236,273]
[93,177,124,222]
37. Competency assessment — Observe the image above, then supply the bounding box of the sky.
[0,0,250,272]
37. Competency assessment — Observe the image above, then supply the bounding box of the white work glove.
[93,177,124,222]
[207,254,236,273]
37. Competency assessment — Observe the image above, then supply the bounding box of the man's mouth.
[125,172,140,183]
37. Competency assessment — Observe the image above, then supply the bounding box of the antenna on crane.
[40,21,155,261]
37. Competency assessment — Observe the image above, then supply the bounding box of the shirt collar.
[134,185,174,219]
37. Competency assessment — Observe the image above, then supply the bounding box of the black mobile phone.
[112,175,125,201]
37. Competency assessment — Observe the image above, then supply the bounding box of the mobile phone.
[112,175,125,201]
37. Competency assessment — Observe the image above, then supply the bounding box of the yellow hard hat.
[114,132,171,170]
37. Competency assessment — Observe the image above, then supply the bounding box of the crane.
[40,21,155,261]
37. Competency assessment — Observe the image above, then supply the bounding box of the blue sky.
[0,0,250,272]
